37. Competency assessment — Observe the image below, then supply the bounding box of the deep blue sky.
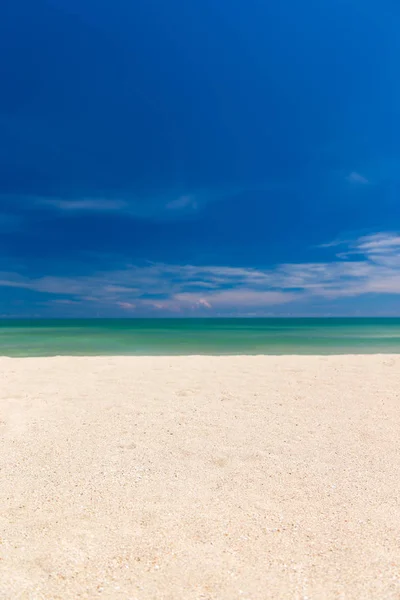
[1,0,400,316]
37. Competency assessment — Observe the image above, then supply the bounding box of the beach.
[1,355,400,599]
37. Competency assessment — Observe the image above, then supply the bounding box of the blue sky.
[1,0,400,316]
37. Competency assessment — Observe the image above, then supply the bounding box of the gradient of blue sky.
[1,0,400,316]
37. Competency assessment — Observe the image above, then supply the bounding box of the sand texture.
[1,355,400,599]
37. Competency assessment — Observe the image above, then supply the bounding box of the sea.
[1,318,400,357]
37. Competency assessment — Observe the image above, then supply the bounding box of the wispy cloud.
[346,171,369,184]
[38,198,129,212]
[1,232,400,313]
[36,193,203,219]
[117,301,136,310]
[0,183,262,224]
[353,232,400,254]
[166,195,198,211]
[173,290,294,309]
[0,192,202,221]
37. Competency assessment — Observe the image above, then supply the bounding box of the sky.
[1,0,400,317]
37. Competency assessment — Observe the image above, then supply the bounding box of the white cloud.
[353,232,400,254]
[117,302,136,310]
[2,232,400,313]
[198,298,212,308]
[174,290,294,308]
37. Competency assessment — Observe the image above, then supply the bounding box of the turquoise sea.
[1,318,400,356]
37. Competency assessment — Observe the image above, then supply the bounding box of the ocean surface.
[1,318,400,356]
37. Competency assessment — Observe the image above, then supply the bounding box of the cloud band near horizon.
[1,232,400,317]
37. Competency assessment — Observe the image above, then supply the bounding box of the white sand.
[1,355,400,599]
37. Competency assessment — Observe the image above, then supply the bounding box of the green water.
[1,318,400,356]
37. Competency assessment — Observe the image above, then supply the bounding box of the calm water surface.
[1,318,400,356]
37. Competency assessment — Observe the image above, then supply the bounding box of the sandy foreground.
[1,355,400,600]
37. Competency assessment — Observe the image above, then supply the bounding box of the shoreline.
[2,355,400,598]
[2,351,400,358]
